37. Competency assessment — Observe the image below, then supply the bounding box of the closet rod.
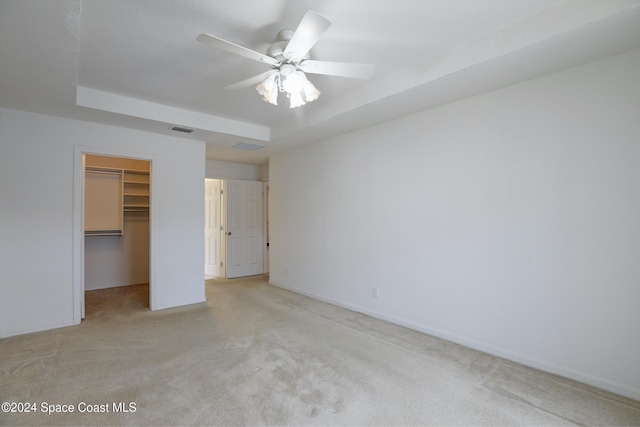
[85,168,122,176]
[84,230,123,236]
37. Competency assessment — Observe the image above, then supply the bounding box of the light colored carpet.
[1,275,639,426]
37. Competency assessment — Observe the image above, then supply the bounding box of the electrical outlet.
[373,287,379,298]
[285,267,289,275]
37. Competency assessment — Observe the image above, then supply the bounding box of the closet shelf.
[85,230,123,237]
[85,165,150,235]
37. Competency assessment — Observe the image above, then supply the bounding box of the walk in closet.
[84,154,150,291]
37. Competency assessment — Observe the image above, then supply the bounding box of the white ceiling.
[2,0,640,165]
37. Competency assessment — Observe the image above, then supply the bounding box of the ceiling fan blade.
[299,60,375,79]
[197,33,279,67]
[225,70,276,91]
[283,10,331,62]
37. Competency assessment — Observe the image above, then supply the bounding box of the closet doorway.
[83,154,151,316]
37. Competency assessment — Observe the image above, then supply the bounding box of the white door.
[205,179,221,277]
[225,179,264,278]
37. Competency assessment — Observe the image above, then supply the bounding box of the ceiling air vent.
[233,141,265,151]
[170,125,194,134]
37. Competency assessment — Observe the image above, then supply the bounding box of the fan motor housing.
[267,30,310,62]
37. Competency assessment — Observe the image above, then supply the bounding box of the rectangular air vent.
[233,141,265,151]
[170,125,194,134]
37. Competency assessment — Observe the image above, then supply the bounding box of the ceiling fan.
[197,10,375,108]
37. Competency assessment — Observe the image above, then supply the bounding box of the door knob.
[226,231,232,236]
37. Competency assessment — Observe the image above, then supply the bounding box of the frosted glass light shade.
[256,74,278,105]
[303,80,320,102]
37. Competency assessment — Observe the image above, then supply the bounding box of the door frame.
[263,181,269,274]
[204,178,222,277]
[220,180,226,278]
[72,146,155,324]
[203,178,268,279]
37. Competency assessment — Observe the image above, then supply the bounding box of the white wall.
[205,159,261,180]
[259,161,269,182]
[269,48,640,399]
[0,109,206,338]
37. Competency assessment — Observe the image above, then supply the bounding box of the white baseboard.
[1,318,75,339]
[271,281,640,402]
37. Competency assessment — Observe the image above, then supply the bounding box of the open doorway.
[204,178,266,279]
[83,154,151,316]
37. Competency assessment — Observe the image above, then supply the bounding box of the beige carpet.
[1,275,639,426]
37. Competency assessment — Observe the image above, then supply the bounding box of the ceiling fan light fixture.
[303,79,321,103]
[282,70,305,93]
[256,74,278,105]
[256,69,320,108]
[288,91,306,109]
[199,10,374,108]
